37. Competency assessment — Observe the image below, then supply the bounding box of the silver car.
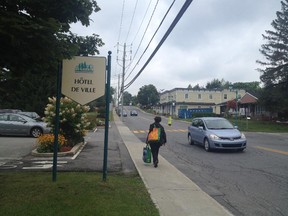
[0,113,50,138]
[18,111,41,120]
[188,117,247,152]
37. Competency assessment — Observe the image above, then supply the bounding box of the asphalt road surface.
[1,106,288,216]
[122,106,288,216]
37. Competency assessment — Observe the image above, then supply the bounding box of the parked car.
[0,113,50,138]
[0,109,21,113]
[187,117,247,152]
[130,110,138,116]
[18,112,41,120]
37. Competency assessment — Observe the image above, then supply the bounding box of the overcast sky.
[72,0,281,96]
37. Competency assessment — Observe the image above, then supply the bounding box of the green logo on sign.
[75,62,94,73]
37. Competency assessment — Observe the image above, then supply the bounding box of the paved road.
[1,107,288,216]
[122,106,288,216]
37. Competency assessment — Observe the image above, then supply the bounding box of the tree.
[206,79,222,90]
[0,1,102,75]
[206,78,231,90]
[192,84,204,90]
[226,100,236,110]
[123,91,132,105]
[0,1,104,114]
[131,95,138,106]
[257,0,288,116]
[137,84,159,107]
[232,81,261,95]
[187,84,193,89]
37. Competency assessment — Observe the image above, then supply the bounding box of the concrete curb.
[31,142,84,157]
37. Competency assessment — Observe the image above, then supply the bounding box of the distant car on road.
[130,110,138,116]
[0,113,50,138]
[122,110,128,117]
[188,117,247,152]
[117,109,127,117]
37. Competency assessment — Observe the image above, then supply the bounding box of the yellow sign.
[62,56,106,105]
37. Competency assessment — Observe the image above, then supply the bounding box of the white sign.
[62,56,106,105]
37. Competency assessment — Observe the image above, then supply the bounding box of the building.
[157,88,246,117]
[237,92,264,117]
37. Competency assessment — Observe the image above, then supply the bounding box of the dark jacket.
[146,122,167,145]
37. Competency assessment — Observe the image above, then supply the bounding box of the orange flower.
[36,134,67,152]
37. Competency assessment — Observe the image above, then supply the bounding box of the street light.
[172,102,175,117]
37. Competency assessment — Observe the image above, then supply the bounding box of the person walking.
[168,115,172,126]
[146,116,167,168]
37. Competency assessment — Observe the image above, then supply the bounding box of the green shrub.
[43,97,90,146]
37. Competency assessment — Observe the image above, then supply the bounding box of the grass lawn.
[227,117,288,133]
[183,117,288,133]
[0,172,159,216]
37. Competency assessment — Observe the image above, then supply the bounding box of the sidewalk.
[113,113,233,216]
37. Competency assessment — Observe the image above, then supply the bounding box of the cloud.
[71,0,281,95]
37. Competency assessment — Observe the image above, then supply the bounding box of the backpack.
[147,125,161,143]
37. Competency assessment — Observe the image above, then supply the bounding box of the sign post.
[103,51,112,181]
[52,56,106,181]
[52,62,62,182]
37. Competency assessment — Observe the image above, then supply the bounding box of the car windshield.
[204,119,234,129]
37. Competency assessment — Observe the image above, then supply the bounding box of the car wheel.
[31,127,43,138]
[204,138,211,152]
[188,134,194,145]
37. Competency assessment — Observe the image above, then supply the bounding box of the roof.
[239,92,258,104]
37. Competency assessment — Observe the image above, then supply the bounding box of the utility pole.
[121,43,126,121]
[116,43,131,121]
[117,74,120,107]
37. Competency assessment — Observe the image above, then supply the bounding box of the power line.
[128,0,159,69]
[131,0,153,45]
[117,0,126,43]
[124,0,139,43]
[124,0,194,90]
[125,0,176,81]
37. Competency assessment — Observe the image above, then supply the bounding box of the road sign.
[62,56,106,105]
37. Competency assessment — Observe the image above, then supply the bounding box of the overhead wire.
[117,0,126,43]
[125,0,176,81]
[131,0,153,45]
[124,0,194,90]
[124,0,139,43]
[127,0,159,71]
[115,0,126,77]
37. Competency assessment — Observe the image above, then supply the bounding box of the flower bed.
[32,142,85,157]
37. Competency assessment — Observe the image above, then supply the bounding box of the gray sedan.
[188,117,247,152]
[0,113,50,138]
